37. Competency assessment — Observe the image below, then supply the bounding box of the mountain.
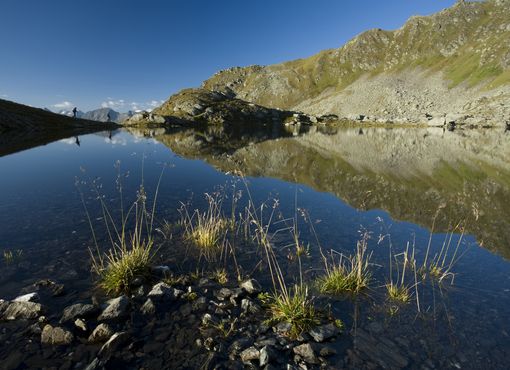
[198,0,510,126]
[81,108,133,123]
[0,98,117,156]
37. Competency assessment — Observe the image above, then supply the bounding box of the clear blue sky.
[0,0,456,112]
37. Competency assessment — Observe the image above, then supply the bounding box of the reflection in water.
[150,125,510,258]
[1,126,509,369]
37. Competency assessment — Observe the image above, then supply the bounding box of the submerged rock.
[98,296,130,321]
[41,324,74,345]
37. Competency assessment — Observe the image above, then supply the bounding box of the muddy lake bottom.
[1,126,510,369]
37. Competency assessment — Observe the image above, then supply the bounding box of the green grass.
[267,285,319,338]
[180,193,229,261]
[386,282,411,304]
[317,237,372,296]
[99,238,154,295]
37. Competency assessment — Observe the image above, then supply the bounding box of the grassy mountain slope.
[201,0,510,125]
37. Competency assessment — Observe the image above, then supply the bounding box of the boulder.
[41,324,74,345]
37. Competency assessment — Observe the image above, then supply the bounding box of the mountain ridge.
[198,0,510,126]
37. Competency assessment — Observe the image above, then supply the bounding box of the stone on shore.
[41,324,74,345]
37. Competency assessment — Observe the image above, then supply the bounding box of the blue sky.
[0,0,456,112]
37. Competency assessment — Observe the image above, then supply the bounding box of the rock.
[308,323,341,342]
[60,303,99,323]
[140,298,156,315]
[98,331,130,358]
[98,296,130,321]
[240,346,260,362]
[88,323,114,343]
[259,345,277,367]
[147,282,181,301]
[241,298,262,314]
[216,288,234,301]
[2,301,44,320]
[275,321,292,335]
[293,343,318,364]
[74,318,87,332]
[13,292,39,302]
[41,324,74,345]
[241,279,261,294]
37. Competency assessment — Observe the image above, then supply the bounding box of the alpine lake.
[1,123,510,370]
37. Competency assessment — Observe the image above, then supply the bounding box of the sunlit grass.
[180,193,229,261]
[317,235,372,296]
[267,284,319,338]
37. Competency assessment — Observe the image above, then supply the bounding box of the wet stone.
[41,324,74,345]
[74,318,87,332]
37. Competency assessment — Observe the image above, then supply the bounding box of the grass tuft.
[267,284,319,338]
[180,193,229,261]
[317,235,372,296]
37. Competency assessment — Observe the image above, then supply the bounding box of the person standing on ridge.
[72,107,78,118]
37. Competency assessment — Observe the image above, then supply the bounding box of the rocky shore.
[0,272,347,370]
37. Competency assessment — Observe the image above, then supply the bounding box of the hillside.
[201,0,510,126]
[0,98,117,156]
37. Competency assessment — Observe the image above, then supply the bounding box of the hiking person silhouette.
[72,107,78,118]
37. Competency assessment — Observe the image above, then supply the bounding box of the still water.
[1,126,509,369]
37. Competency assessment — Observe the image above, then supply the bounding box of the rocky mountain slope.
[81,108,132,123]
[0,98,117,156]
[201,0,510,126]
